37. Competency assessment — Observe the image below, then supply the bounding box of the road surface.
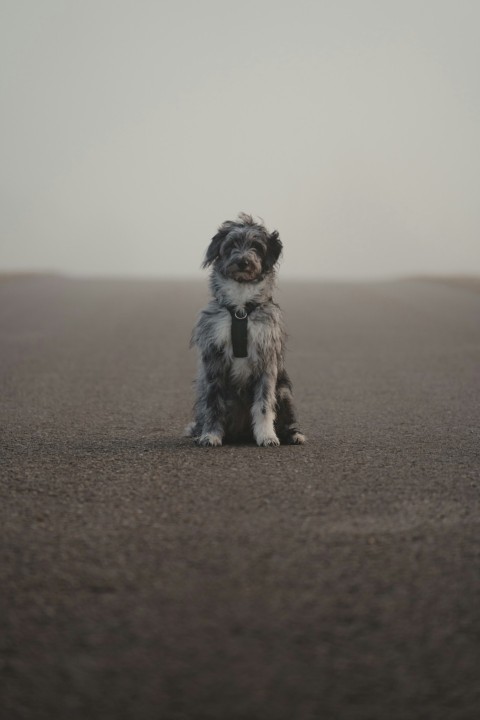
[1,276,479,719]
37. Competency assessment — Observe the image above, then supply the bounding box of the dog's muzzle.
[226,256,258,282]
[228,257,251,272]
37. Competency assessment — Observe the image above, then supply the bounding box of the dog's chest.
[212,309,271,365]
[230,357,251,384]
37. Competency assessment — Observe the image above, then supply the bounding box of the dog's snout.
[224,247,262,282]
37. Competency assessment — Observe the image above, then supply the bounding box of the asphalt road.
[1,275,479,720]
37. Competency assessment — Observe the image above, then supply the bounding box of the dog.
[186,213,305,447]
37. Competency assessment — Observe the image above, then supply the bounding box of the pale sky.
[1,0,479,278]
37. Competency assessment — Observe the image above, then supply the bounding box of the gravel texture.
[1,276,479,719]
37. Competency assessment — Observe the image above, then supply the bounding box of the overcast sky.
[1,0,479,278]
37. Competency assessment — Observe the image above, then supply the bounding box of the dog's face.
[203,214,283,283]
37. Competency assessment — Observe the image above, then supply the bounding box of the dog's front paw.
[256,433,280,447]
[196,433,223,447]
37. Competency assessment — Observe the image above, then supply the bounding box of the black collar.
[224,301,258,319]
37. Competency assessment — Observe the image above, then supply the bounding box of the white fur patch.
[184,421,198,437]
[252,405,279,447]
[220,278,267,309]
[212,310,231,348]
[248,318,270,358]
[255,431,280,447]
[230,357,251,385]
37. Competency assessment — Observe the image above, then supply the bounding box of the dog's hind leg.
[184,420,202,437]
[185,368,206,438]
[274,370,306,445]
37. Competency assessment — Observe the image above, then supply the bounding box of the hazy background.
[1,0,479,279]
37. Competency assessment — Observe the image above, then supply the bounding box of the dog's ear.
[202,221,234,268]
[202,232,223,268]
[264,230,283,271]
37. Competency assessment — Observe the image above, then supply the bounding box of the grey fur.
[186,213,305,447]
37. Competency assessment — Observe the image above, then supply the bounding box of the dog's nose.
[237,258,249,270]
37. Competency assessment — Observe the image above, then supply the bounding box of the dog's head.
[202,213,283,283]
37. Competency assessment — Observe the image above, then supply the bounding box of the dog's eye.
[251,241,264,254]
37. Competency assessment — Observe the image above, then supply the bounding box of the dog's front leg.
[196,347,227,447]
[252,370,280,447]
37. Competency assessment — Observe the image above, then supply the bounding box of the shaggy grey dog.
[186,213,305,447]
